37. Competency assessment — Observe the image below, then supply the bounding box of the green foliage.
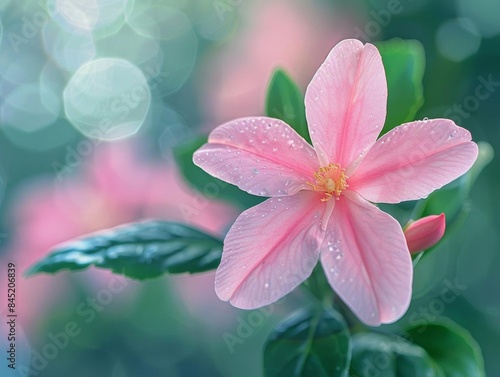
[350,333,442,377]
[265,69,311,143]
[376,38,425,134]
[264,307,351,377]
[26,220,224,279]
[406,320,486,377]
[350,320,485,377]
[173,136,264,209]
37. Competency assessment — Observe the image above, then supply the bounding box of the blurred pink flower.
[405,213,446,254]
[1,141,237,332]
[202,0,356,125]
[194,39,478,326]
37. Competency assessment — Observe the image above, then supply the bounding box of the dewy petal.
[216,191,325,309]
[320,192,412,326]
[193,117,319,197]
[305,39,387,167]
[349,119,479,203]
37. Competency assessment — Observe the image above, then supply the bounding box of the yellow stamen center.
[307,163,348,202]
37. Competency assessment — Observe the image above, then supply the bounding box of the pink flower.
[193,39,478,325]
[404,213,446,254]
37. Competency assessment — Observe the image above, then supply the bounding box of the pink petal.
[305,39,387,167]
[321,192,412,326]
[349,119,479,203]
[193,117,319,197]
[216,191,325,309]
[404,213,446,254]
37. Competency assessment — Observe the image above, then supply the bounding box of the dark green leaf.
[26,220,224,279]
[173,136,264,209]
[264,307,351,377]
[265,69,311,143]
[376,39,425,134]
[350,333,443,377]
[405,320,485,377]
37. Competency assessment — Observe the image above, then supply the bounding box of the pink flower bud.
[404,213,446,254]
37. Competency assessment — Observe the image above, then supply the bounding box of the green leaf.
[25,220,224,279]
[350,333,444,377]
[264,307,351,377]
[376,39,425,134]
[173,136,264,209]
[406,320,485,377]
[265,69,311,143]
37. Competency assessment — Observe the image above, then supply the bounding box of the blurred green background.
[0,0,499,376]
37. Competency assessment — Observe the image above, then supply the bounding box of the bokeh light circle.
[95,25,160,69]
[457,0,500,37]
[125,2,191,40]
[53,0,99,31]
[47,0,129,35]
[436,18,481,62]
[42,20,96,72]
[63,58,151,141]
[125,4,198,96]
